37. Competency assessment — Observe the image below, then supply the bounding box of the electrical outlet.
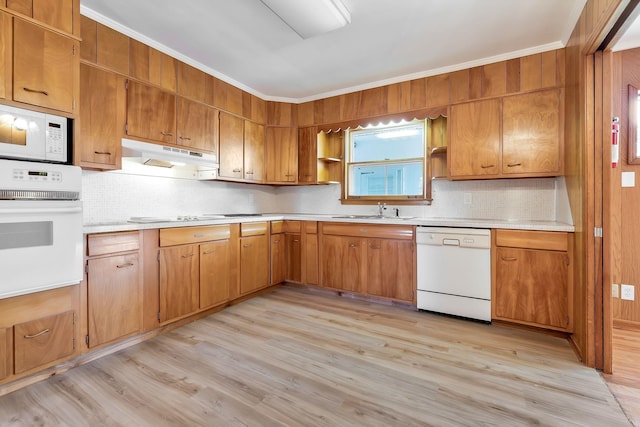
[621,284,635,301]
[464,193,472,205]
[612,284,619,298]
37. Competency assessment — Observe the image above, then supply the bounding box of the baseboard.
[613,319,640,331]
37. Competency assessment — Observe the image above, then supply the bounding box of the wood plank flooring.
[605,328,640,426]
[0,285,631,426]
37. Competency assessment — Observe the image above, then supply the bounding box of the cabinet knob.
[160,131,174,137]
[23,87,49,96]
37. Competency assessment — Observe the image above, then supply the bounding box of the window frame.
[342,119,430,204]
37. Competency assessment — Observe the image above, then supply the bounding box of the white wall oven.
[0,159,82,299]
[0,104,71,164]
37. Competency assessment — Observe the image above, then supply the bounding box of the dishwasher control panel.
[416,227,491,248]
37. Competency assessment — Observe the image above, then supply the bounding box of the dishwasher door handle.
[442,239,460,246]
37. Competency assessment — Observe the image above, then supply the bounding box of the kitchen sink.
[331,215,414,220]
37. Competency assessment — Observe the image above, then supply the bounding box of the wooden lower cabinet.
[365,239,414,301]
[285,233,302,282]
[240,222,269,295]
[14,311,75,374]
[271,232,286,285]
[159,244,199,323]
[301,222,319,286]
[0,327,9,380]
[319,223,415,303]
[492,229,573,332]
[200,240,231,309]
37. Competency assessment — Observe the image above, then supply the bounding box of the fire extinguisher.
[612,117,620,168]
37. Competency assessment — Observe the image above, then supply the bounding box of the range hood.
[120,139,218,180]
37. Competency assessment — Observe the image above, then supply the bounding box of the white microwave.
[0,104,70,164]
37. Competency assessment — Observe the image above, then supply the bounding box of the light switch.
[622,172,635,187]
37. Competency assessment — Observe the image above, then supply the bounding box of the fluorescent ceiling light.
[260,0,351,39]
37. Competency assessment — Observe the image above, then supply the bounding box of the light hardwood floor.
[605,328,640,426]
[0,286,631,426]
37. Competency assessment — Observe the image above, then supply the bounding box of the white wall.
[82,171,572,225]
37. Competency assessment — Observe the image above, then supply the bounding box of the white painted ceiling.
[613,11,640,51]
[81,0,587,102]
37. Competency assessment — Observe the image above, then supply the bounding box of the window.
[345,120,427,201]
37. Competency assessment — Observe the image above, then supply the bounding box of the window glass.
[345,120,426,199]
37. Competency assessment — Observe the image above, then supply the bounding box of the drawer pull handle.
[273,239,280,243]
[293,239,300,243]
[359,229,368,233]
[116,262,134,268]
[24,329,50,339]
[245,171,254,175]
[94,151,112,155]
[481,164,495,169]
[23,87,49,96]
[160,131,174,136]
[233,168,242,173]
[243,244,251,248]
[202,250,215,255]
[182,253,195,258]
[179,136,192,141]
[194,233,205,238]
[501,257,517,261]
[507,162,522,167]
[369,245,380,250]
[349,243,358,248]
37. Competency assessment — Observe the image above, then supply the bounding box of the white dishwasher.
[416,227,492,322]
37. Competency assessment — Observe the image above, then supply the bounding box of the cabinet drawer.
[304,221,318,234]
[321,223,414,240]
[495,229,568,251]
[160,225,230,246]
[14,311,75,374]
[271,221,284,234]
[241,221,268,237]
[283,220,301,233]
[87,231,140,256]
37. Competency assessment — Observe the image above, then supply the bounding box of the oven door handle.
[0,206,82,215]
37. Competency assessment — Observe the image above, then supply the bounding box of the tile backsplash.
[82,170,572,225]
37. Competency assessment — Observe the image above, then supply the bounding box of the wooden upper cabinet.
[96,23,129,75]
[79,64,125,169]
[297,126,317,183]
[244,120,264,182]
[12,18,77,113]
[125,80,176,144]
[218,111,244,179]
[266,127,297,183]
[0,11,11,100]
[79,15,96,62]
[449,98,501,178]
[267,102,295,126]
[177,62,205,103]
[149,48,177,92]
[176,97,218,153]
[502,89,562,176]
[214,78,243,116]
[6,0,77,35]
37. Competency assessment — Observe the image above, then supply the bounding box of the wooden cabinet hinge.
[125,80,129,90]
[157,312,161,322]
[73,337,76,349]
[566,315,570,326]
[72,45,76,56]
[85,335,89,346]
[566,256,570,266]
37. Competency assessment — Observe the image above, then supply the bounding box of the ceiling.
[80,0,587,103]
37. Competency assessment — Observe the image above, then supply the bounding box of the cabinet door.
[244,121,265,181]
[13,19,76,113]
[495,247,570,330]
[502,89,562,175]
[159,245,199,323]
[286,233,302,282]
[303,230,319,286]
[271,234,286,285]
[219,111,244,179]
[266,127,298,182]
[87,254,141,348]
[14,311,75,374]
[321,235,362,293]
[240,234,269,294]
[79,64,125,169]
[449,98,501,178]
[0,12,11,100]
[126,80,176,144]
[0,327,8,380]
[298,126,317,183]
[176,97,218,153]
[7,0,74,34]
[365,239,414,302]
[200,240,230,309]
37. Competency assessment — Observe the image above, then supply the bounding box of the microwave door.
[0,109,47,161]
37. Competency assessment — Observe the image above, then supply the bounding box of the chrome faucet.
[377,202,387,217]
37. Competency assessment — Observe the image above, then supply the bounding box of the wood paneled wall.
[564,0,626,367]
[612,48,640,328]
[297,50,566,128]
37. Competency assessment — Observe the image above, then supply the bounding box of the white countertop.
[83,214,574,234]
